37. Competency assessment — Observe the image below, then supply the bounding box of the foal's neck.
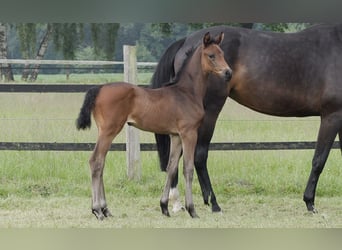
[178,46,208,100]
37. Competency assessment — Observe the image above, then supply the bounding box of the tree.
[51,23,120,78]
[0,23,14,81]
[90,23,120,60]
[16,23,36,80]
[9,23,121,81]
[29,23,53,81]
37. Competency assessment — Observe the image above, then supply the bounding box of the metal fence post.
[123,45,141,180]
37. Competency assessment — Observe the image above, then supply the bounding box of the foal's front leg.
[160,135,182,216]
[182,131,199,218]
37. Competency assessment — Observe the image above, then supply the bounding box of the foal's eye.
[208,54,215,60]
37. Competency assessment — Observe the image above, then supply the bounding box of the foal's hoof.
[102,207,113,217]
[190,212,199,218]
[160,201,170,217]
[186,205,199,218]
[189,210,199,218]
[92,207,113,220]
[92,209,105,220]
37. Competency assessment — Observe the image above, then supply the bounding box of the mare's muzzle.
[224,69,232,82]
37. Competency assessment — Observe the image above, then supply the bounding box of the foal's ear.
[215,32,224,45]
[203,32,211,47]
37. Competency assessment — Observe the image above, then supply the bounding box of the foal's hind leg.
[89,131,116,220]
[160,135,182,217]
[182,131,199,218]
[303,113,342,212]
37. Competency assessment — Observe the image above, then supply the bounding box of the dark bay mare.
[76,32,232,219]
[151,24,342,213]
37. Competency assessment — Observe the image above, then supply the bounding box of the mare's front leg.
[303,112,342,212]
[194,108,223,212]
[160,135,182,217]
[195,144,221,212]
[182,131,199,218]
[89,133,115,220]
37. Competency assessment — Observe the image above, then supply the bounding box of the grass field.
[0,73,341,228]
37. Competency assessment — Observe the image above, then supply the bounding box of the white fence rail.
[0,59,157,67]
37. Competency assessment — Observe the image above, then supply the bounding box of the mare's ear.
[203,32,211,47]
[215,32,224,45]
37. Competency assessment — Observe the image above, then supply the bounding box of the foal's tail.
[150,37,186,171]
[76,86,102,130]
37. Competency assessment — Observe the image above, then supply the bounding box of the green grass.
[9,72,153,85]
[0,74,341,227]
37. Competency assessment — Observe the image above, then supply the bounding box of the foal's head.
[201,32,232,82]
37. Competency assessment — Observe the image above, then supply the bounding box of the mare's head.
[201,32,232,82]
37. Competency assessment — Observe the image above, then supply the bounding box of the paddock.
[1,82,341,227]
[0,45,341,226]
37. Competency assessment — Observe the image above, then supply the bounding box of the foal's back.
[94,82,204,135]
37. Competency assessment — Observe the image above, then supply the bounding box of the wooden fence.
[0,46,340,179]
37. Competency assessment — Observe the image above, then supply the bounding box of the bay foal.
[76,32,232,219]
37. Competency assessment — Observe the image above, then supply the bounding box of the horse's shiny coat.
[76,32,231,219]
[152,24,342,213]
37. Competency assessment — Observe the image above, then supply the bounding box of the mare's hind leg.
[160,135,182,217]
[303,112,342,212]
[339,129,342,155]
[89,131,117,220]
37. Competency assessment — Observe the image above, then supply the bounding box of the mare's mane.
[164,35,221,87]
[164,47,195,87]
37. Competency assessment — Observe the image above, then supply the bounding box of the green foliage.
[51,23,82,60]
[16,23,37,58]
[136,42,156,62]
[90,23,120,60]
[75,46,104,61]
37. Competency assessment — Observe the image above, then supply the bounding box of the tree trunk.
[0,23,14,82]
[29,24,53,82]
[21,64,31,81]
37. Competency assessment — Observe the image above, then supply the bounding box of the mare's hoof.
[212,204,221,213]
[162,210,171,217]
[305,202,318,214]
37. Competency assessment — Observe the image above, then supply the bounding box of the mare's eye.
[208,54,215,59]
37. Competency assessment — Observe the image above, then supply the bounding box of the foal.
[76,32,231,219]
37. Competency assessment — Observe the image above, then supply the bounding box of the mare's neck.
[178,46,208,100]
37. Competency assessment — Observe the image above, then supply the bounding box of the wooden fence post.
[123,45,141,180]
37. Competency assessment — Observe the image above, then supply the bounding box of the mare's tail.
[150,37,186,171]
[76,86,102,130]
[339,130,342,155]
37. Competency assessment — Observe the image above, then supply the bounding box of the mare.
[76,32,232,219]
[151,24,342,213]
